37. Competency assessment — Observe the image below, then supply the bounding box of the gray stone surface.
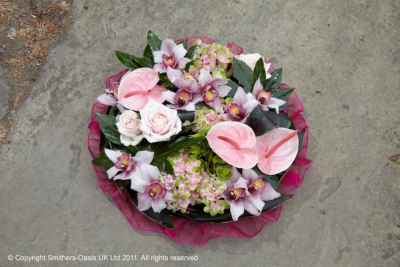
[1,0,399,266]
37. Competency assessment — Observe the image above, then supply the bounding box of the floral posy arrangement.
[88,31,311,244]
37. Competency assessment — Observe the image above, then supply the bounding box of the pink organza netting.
[87,36,312,245]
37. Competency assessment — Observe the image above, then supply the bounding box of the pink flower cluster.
[160,150,228,215]
[183,106,223,134]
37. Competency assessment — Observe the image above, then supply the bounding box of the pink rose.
[118,68,167,111]
[116,110,143,146]
[139,100,182,143]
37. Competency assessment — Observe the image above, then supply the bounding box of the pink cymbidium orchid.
[162,69,202,111]
[222,167,260,221]
[104,149,154,180]
[198,69,231,112]
[256,128,299,175]
[153,39,191,73]
[206,121,258,169]
[224,86,259,122]
[97,69,130,106]
[249,79,287,114]
[130,164,166,213]
[241,169,281,211]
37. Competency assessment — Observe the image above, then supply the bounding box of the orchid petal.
[152,198,167,213]
[137,193,152,211]
[179,79,198,93]
[177,57,191,69]
[229,200,244,221]
[242,193,261,215]
[206,98,222,113]
[161,38,176,54]
[104,149,121,163]
[260,183,281,201]
[252,79,263,97]
[234,177,249,189]
[173,43,187,60]
[257,128,299,175]
[261,105,270,111]
[113,171,130,180]
[242,168,259,183]
[133,151,154,165]
[166,67,183,87]
[230,167,242,184]
[106,166,119,179]
[97,94,117,106]
[181,102,196,111]
[206,122,258,169]
[215,85,231,97]
[209,78,228,88]
[233,86,249,106]
[139,164,160,182]
[242,99,259,115]
[153,63,166,73]
[153,51,164,63]
[199,69,212,87]
[130,174,149,193]
[267,98,287,114]
[250,194,265,211]
[162,90,177,104]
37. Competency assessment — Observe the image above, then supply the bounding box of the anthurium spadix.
[206,121,258,169]
[256,128,299,175]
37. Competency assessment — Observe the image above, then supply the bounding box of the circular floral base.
[88,36,312,245]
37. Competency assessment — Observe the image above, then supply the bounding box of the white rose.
[116,110,143,146]
[139,100,182,143]
[237,53,272,79]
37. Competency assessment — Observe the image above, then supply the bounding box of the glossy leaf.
[279,103,291,111]
[244,105,290,136]
[127,186,175,229]
[186,45,196,59]
[147,30,162,52]
[114,179,130,198]
[252,57,266,88]
[115,51,141,70]
[92,152,114,170]
[226,79,240,97]
[94,112,122,145]
[264,68,282,92]
[252,165,279,191]
[233,58,253,92]
[177,110,195,123]
[178,39,188,49]
[272,87,295,101]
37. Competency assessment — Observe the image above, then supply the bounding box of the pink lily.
[206,121,258,169]
[130,164,166,212]
[224,86,259,122]
[223,167,260,221]
[104,149,154,180]
[241,168,281,211]
[153,39,191,73]
[198,69,231,112]
[257,128,299,175]
[248,79,287,114]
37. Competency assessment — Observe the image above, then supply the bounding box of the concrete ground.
[1,0,399,266]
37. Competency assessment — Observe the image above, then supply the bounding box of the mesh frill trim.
[87,36,312,245]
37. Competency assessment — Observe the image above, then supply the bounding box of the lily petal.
[104,149,121,163]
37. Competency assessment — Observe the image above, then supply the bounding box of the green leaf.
[158,73,174,90]
[147,30,162,52]
[178,39,188,49]
[226,79,239,97]
[252,57,266,88]
[99,131,108,152]
[114,179,130,198]
[297,129,305,155]
[126,145,139,155]
[264,68,282,92]
[184,59,195,71]
[177,110,195,123]
[167,193,292,222]
[94,112,121,145]
[160,160,174,175]
[143,44,153,60]
[115,51,141,70]
[252,165,280,191]
[272,87,295,101]
[92,153,114,170]
[152,136,204,164]
[127,186,175,229]
[244,106,290,136]
[233,58,252,93]
[186,45,196,59]
[279,103,291,111]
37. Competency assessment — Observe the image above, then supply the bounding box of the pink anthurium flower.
[223,167,260,221]
[162,73,202,111]
[130,164,166,212]
[97,69,130,106]
[198,69,231,112]
[118,68,167,111]
[241,169,281,211]
[153,39,191,73]
[224,86,259,122]
[256,128,299,175]
[206,121,258,169]
[249,79,287,114]
[104,149,154,180]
